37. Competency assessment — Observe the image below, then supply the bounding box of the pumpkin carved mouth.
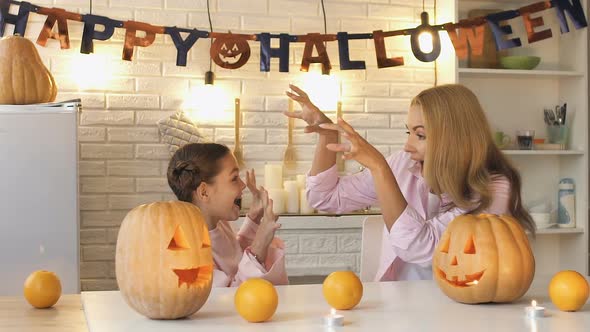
[173,266,214,288]
[437,269,485,287]
[219,53,242,64]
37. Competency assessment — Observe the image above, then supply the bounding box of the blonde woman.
[285,84,535,281]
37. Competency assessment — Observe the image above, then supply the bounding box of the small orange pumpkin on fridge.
[115,201,214,319]
[0,35,57,105]
[432,214,535,304]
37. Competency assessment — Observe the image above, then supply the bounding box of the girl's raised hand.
[245,169,264,224]
[250,190,281,264]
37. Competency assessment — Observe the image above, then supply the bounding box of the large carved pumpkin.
[116,201,214,319]
[433,214,535,304]
[0,35,57,105]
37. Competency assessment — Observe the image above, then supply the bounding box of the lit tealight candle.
[525,300,545,318]
[323,308,344,327]
[465,280,479,286]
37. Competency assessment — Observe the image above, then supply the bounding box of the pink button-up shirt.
[306,151,510,281]
[209,217,289,287]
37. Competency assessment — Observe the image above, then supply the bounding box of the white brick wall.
[20,0,437,290]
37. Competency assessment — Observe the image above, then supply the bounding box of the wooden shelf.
[536,227,585,235]
[501,150,584,155]
[458,68,583,78]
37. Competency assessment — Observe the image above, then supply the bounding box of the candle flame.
[531,300,537,307]
[330,308,336,315]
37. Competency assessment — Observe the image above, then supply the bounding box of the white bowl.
[530,212,551,225]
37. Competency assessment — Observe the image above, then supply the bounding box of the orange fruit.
[322,271,363,310]
[23,270,62,308]
[548,270,589,311]
[234,278,278,322]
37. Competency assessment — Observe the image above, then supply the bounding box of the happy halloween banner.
[0,0,587,72]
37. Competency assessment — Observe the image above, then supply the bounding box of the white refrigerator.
[0,101,80,295]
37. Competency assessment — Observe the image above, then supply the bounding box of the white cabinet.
[442,0,589,275]
[0,103,80,295]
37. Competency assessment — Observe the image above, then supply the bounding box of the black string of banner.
[0,0,587,73]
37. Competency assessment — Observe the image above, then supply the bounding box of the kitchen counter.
[0,294,87,332]
[2,277,589,332]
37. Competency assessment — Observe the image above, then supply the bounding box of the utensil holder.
[546,125,568,149]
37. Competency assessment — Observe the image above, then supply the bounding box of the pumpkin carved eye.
[463,236,476,254]
[232,44,239,52]
[168,225,190,250]
[221,44,227,51]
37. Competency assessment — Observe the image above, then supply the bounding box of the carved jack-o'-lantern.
[433,214,535,304]
[210,33,251,69]
[116,201,214,319]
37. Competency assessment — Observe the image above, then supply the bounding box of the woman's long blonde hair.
[413,84,535,234]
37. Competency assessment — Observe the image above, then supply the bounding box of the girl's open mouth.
[233,198,242,209]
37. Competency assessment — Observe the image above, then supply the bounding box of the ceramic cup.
[494,131,511,149]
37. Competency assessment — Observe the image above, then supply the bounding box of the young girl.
[285,84,535,282]
[167,143,288,287]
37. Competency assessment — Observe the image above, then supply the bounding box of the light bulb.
[70,53,112,90]
[418,32,434,54]
[182,84,232,124]
[299,71,340,111]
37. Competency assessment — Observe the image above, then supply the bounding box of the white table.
[81,278,590,332]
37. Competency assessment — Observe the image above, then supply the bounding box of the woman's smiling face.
[404,104,427,162]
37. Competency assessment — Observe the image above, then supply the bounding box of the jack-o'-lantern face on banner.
[432,214,535,304]
[210,33,251,69]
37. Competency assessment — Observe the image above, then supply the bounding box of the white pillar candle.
[284,180,299,214]
[264,164,283,189]
[267,189,286,214]
[299,189,315,214]
[296,174,306,191]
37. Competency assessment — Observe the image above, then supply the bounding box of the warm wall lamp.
[410,11,443,62]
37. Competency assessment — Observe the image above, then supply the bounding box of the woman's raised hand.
[285,84,335,135]
[320,117,388,171]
